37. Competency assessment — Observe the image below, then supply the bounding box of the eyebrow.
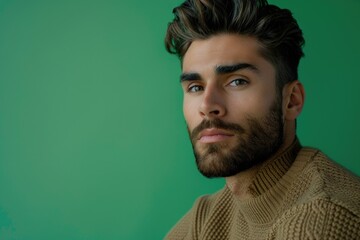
[180,72,201,83]
[216,63,258,74]
[180,63,258,83]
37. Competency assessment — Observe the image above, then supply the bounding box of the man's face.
[181,34,285,178]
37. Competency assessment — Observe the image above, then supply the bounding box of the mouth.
[198,128,234,143]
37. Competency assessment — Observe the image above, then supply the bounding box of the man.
[164,0,360,239]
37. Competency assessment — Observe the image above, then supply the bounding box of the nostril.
[210,110,220,115]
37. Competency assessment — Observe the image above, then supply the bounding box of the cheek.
[230,94,274,120]
[183,97,200,130]
[241,80,278,110]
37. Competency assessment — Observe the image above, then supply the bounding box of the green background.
[0,0,359,239]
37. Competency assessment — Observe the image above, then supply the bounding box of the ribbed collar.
[226,138,306,224]
[249,138,302,197]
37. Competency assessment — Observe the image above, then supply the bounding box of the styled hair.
[165,0,305,88]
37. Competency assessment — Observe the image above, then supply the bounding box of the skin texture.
[181,34,305,198]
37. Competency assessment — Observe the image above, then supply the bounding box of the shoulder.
[271,148,360,239]
[273,198,360,239]
[295,147,360,215]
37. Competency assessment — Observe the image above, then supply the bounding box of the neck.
[225,163,262,200]
[225,136,299,200]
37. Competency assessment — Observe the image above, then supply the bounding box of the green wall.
[0,0,359,239]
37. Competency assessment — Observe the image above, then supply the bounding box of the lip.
[198,128,234,143]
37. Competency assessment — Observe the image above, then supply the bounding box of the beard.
[188,98,284,178]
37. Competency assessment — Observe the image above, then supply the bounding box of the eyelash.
[187,85,203,93]
[186,78,249,93]
[228,78,249,87]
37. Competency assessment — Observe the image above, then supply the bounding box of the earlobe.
[283,80,305,120]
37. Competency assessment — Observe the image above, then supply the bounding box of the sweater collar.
[226,137,303,224]
[248,137,301,197]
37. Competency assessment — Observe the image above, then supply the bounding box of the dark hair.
[165,0,305,89]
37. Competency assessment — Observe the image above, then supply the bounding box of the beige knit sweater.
[165,141,360,239]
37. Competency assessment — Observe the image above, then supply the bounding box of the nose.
[199,85,226,119]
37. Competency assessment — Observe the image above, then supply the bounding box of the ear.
[283,80,305,121]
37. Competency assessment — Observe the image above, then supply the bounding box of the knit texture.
[165,141,360,239]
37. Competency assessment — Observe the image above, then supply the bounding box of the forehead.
[182,34,273,73]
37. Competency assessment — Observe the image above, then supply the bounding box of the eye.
[229,78,249,87]
[188,84,204,93]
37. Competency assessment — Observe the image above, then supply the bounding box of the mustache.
[190,118,245,141]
